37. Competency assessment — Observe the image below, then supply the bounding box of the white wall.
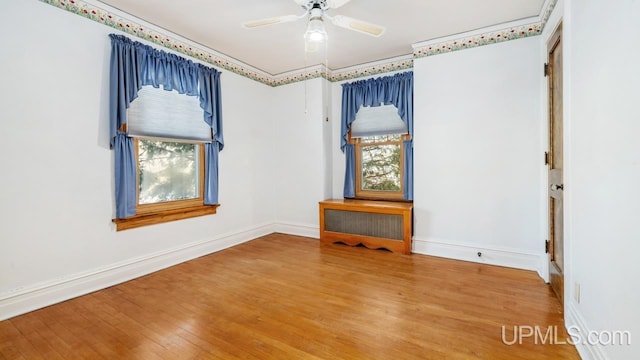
[0,1,277,319]
[412,37,543,271]
[272,78,328,237]
[322,79,334,200]
[563,0,640,358]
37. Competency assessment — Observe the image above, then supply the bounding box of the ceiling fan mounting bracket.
[301,0,329,12]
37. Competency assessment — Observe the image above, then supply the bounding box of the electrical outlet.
[574,282,581,304]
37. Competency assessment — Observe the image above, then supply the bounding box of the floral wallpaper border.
[38,0,275,85]
[412,22,542,58]
[38,0,558,87]
[330,57,415,83]
[272,66,330,87]
[541,0,559,28]
[413,0,557,59]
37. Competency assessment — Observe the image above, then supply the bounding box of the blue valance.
[340,71,414,151]
[109,34,222,148]
[109,34,223,218]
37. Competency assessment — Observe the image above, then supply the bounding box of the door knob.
[551,184,564,191]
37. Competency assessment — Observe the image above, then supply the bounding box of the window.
[109,34,224,231]
[352,134,409,200]
[136,139,204,213]
[113,86,218,231]
[350,104,409,200]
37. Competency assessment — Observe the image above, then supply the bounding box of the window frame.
[351,132,410,201]
[134,137,206,214]
[112,131,218,231]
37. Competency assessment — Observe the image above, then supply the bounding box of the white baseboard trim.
[0,223,275,321]
[566,302,608,360]
[273,222,319,239]
[412,237,544,273]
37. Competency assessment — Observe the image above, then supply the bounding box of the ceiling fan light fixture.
[304,18,327,43]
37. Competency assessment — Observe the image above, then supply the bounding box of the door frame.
[541,17,571,310]
[547,21,564,306]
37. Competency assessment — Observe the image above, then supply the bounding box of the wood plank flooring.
[0,233,579,359]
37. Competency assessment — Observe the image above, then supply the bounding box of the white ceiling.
[97,0,546,75]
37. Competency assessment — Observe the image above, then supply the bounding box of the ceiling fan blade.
[330,15,385,37]
[243,14,300,28]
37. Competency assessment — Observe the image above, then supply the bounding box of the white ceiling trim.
[39,0,557,87]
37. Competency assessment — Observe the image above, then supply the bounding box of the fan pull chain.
[304,47,309,115]
[324,38,329,120]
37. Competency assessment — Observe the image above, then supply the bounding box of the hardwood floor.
[0,233,579,359]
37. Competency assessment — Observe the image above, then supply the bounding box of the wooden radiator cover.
[319,199,413,254]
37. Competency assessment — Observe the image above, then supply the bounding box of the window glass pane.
[138,139,199,204]
[360,144,401,191]
[360,134,402,143]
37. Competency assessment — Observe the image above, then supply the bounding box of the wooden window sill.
[113,204,220,231]
[352,193,407,202]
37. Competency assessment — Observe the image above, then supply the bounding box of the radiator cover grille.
[324,209,404,241]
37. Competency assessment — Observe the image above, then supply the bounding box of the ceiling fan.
[243,0,386,42]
